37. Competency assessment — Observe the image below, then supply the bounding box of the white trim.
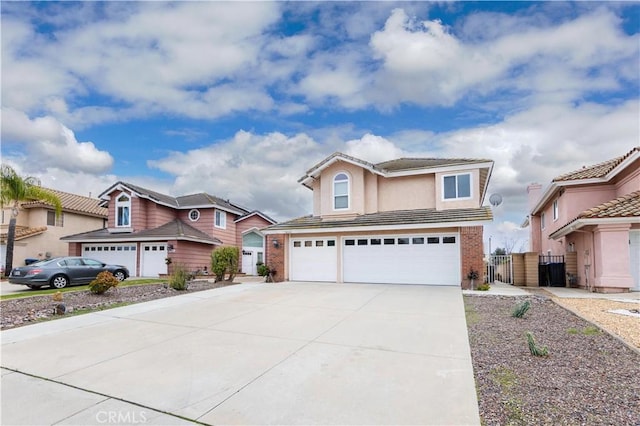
[263,220,491,235]
[67,236,219,244]
[333,171,350,211]
[241,226,264,236]
[549,216,640,239]
[388,161,493,178]
[552,199,559,221]
[188,209,200,222]
[441,172,473,201]
[234,211,277,224]
[214,209,227,229]
[115,193,131,227]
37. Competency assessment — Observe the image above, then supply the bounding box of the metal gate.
[486,255,513,284]
[539,255,565,287]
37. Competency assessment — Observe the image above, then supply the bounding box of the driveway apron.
[1,282,480,425]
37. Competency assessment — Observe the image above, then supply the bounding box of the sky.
[2,1,639,253]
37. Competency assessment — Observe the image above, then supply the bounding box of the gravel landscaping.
[0,280,235,330]
[465,294,640,425]
[2,282,639,425]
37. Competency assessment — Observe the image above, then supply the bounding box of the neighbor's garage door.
[82,243,137,277]
[141,243,168,277]
[290,238,337,282]
[343,234,460,285]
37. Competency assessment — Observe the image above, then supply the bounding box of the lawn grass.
[1,278,166,301]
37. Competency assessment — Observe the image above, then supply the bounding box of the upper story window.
[116,194,131,227]
[553,200,559,221]
[47,211,64,227]
[443,173,471,200]
[215,209,226,229]
[541,212,546,230]
[333,173,349,210]
[188,209,200,222]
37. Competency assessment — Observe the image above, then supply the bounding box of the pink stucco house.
[527,147,640,293]
[263,152,494,287]
[62,182,275,277]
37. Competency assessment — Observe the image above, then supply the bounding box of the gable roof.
[99,181,248,215]
[21,188,107,218]
[549,191,640,239]
[553,147,639,182]
[61,219,222,245]
[531,147,640,215]
[235,210,277,225]
[0,226,48,243]
[263,207,493,234]
[376,157,491,172]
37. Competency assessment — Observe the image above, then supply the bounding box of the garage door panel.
[290,239,337,282]
[82,244,137,277]
[343,235,460,285]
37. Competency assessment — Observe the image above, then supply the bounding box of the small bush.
[476,283,491,291]
[169,263,190,290]
[512,300,531,318]
[211,246,239,282]
[89,271,119,294]
[526,331,549,357]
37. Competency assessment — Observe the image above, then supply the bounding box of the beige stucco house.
[0,188,107,270]
[526,147,640,293]
[263,152,494,287]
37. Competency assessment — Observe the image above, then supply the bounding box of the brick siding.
[265,234,285,282]
[460,226,484,289]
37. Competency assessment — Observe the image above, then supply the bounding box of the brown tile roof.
[578,191,640,219]
[21,188,107,217]
[265,207,493,232]
[61,219,222,245]
[0,226,48,243]
[553,147,639,182]
[376,157,491,172]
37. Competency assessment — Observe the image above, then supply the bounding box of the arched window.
[116,193,131,227]
[333,173,349,210]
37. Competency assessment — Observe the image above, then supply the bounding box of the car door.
[81,258,107,282]
[62,258,89,283]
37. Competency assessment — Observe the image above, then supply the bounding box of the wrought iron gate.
[538,255,566,287]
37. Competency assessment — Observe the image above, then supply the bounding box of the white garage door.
[343,234,460,285]
[141,243,168,277]
[290,238,337,282]
[83,243,137,277]
[630,231,640,292]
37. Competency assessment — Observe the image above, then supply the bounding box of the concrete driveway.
[1,282,479,425]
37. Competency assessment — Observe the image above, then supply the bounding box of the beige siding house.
[1,189,107,269]
[264,152,494,287]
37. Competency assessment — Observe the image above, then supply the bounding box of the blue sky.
[2,1,639,252]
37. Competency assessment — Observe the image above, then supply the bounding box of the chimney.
[527,183,543,212]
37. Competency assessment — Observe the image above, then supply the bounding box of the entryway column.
[593,224,633,292]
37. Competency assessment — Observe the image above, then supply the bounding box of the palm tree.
[1,164,62,275]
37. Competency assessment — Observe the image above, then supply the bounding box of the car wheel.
[113,270,126,281]
[50,275,69,289]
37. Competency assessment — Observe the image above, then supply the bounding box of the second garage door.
[343,234,460,285]
[82,243,137,277]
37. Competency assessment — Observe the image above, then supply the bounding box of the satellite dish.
[489,193,503,207]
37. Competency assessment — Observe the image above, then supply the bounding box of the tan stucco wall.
[318,161,366,217]
[377,175,435,212]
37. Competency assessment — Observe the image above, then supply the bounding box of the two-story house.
[62,182,276,277]
[263,152,494,287]
[1,188,107,269]
[527,147,640,293]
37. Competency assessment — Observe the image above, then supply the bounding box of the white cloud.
[1,108,114,173]
[345,134,405,163]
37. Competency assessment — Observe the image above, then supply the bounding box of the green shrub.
[89,271,119,294]
[169,263,190,290]
[512,300,531,318]
[526,331,549,357]
[476,283,491,291]
[211,246,239,282]
[257,263,270,277]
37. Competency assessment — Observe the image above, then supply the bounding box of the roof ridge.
[553,146,639,182]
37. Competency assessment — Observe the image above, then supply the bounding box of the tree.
[0,165,62,274]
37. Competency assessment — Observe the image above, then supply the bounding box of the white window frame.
[333,172,350,211]
[442,173,472,200]
[188,209,200,222]
[541,212,546,230]
[47,210,64,227]
[116,193,131,227]
[215,209,226,229]
[553,200,559,221]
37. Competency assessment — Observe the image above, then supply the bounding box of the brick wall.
[460,226,484,289]
[265,234,285,282]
